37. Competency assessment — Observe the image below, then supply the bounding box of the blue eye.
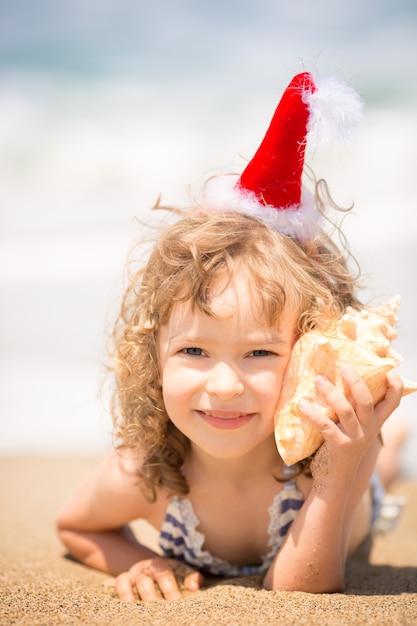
[183,347,204,356]
[251,350,273,357]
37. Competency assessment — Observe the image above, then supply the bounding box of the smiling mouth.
[197,410,255,429]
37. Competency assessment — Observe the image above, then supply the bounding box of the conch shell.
[274,296,417,466]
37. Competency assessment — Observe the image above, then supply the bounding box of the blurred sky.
[1,0,417,473]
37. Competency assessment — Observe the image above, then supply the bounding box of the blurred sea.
[1,0,417,475]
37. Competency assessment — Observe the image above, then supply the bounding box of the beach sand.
[1,455,416,626]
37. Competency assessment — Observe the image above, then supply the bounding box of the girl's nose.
[206,362,245,399]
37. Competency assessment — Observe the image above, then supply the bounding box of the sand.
[1,455,416,626]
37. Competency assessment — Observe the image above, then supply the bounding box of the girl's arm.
[263,367,403,593]
[56,449,203,600]
[56,449,156,571]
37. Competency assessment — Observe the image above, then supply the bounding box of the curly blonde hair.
[111,179,362,501]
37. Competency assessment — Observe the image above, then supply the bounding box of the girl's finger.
[374,369,403,425]
[339,366,375,421]
[314,373,363,436]
[153,568,183,601]
[115,572,137,602]
[340,365,372,402]
[134,570,162,602]
[183,570,204,592]
[298,397,340,440]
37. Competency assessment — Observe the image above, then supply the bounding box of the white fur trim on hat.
[204,173,320,242]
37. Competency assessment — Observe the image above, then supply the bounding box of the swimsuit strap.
[159,471,304,577]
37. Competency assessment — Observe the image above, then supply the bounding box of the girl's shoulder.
[107,445,146,477]
[87,447,156,520]
[56,446,162,531]
[102,447,171,525]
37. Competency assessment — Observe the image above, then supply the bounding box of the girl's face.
[158,269,296,461]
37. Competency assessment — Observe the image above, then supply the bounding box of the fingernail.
[341,365,354,376]
[298,399,310,412]
[186,577,200,591]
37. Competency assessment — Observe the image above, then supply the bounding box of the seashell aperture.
[274,296,417,466]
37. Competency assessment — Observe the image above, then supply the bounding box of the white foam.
[1,75,417,475]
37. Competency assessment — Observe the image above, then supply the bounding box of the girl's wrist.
[310,448,358,495]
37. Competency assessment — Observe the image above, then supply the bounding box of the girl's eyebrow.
[168,333,290,347]
[168,334,208,348]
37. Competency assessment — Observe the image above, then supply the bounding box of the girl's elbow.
[55,511,67,539]
[55,511,73,542]
[54,524,96,568]
[54,512,84,557]
[55,511,66,533]
[55,523,78,556]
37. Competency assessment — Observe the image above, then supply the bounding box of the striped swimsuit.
[158,474,304,576]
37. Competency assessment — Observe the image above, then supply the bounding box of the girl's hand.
[299,367,403,486]
[114,556,204,602]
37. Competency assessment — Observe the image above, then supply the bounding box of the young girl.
[56,72,404,602]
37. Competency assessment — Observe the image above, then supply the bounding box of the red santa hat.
[205,71,363,241]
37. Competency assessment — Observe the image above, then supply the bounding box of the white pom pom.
[304,75,364,148]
